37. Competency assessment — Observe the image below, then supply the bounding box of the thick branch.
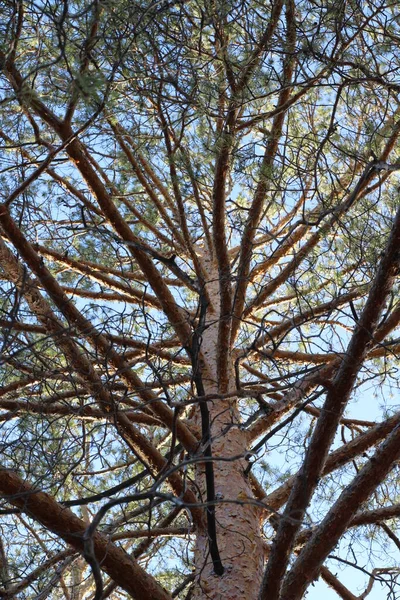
[260,198,400,598]
[280,421,400,599]
[0,469,172,600]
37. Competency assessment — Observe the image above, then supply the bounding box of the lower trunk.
[193,398,265,600]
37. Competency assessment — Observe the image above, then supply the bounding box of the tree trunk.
[193,417,265,600]
[193,254,264,599]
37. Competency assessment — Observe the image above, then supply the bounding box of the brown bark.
[192,254,265,600]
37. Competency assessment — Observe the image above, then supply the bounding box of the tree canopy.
[2,0,400,599]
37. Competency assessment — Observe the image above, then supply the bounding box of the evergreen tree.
[1,1,400,598]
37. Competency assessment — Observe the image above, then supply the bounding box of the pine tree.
[1,1,400,598]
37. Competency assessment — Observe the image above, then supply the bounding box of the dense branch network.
[1,1,400,599]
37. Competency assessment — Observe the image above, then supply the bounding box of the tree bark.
[192,253,264,600]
